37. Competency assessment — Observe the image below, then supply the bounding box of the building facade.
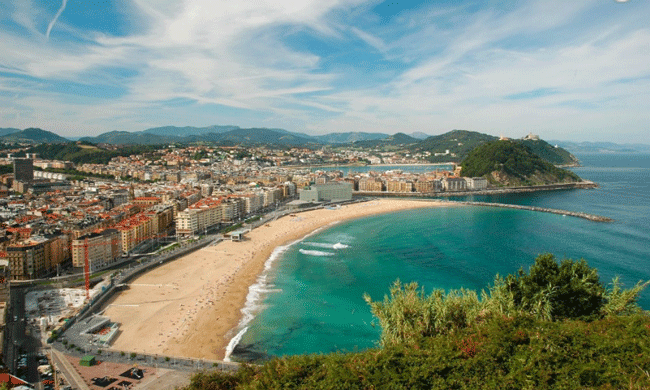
[299,182,353,202]
[71,229,122,272]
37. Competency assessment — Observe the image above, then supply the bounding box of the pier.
[455,201,613,222]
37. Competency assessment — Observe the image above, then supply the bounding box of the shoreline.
[103,199,457,361]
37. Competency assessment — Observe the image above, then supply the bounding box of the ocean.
[230,153,650,361]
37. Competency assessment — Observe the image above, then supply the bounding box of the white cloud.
[45,0,68,39]
[0,0,649,142]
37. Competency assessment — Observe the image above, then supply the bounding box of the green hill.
[517,138,579,166]
[182,255,649,390]
[414,130,497,162]
[25,143,160,165]
[0,128,70,143]
[460,140,581,186]
[412,130,579,166]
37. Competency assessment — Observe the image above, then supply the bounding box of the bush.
[505,254,606,320]
[181,254,650,389]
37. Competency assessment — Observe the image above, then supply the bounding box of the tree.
[505,254,606,320]
[364,254,647,345]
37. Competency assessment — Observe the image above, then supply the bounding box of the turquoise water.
[231,153,650,361]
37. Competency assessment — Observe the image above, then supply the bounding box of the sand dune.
[103,199,455,360]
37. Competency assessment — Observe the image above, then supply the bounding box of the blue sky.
[0,0,648,142]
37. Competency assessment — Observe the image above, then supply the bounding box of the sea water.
[230,153,650,361]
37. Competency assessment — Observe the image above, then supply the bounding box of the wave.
[304,242,350,250]
[224,226,331,361]
[299,249,336,256]
[223,243,290,362]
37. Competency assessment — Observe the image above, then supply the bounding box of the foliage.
[182,315,650,390]
[505,254,606,320]
[602,276,650,316]
[414,129,498,163]
[183,255,649,389]
[25,142,161,165]
[460,140,580,184]
[363,281,483,346]
[221,223,243,234]
[517,139,578,166]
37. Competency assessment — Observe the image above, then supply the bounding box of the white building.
[442,177,467,192]
[465,177,488,190]
[299,182,353,202]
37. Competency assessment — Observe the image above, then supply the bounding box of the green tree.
[505,254,606,320]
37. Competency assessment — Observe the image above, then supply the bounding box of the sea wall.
[455,201,613,222]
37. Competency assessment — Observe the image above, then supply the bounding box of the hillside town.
[0,144,486,283]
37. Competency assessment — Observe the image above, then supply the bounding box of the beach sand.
[103,199,455,360]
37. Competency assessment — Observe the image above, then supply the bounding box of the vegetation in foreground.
[182,254,650,390]
[181,254,650,390]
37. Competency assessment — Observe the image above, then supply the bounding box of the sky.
[0,0,648,142]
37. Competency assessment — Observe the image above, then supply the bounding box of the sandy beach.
[103,199,455,360]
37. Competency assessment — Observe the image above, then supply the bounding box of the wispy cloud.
[45,0,67,39]
[0,0,649,142]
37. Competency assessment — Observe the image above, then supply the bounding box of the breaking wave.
[299,249,336,257]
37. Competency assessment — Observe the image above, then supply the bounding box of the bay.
[231,153,650,361]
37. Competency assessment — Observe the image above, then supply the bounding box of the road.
[4,283,47,385]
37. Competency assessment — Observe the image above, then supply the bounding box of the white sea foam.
[223,326,248,362]
[223,243,290,361]
[299,249,336,256]
[223,223,341,361]
[304,242,349,250]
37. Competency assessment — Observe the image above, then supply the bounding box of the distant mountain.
[460,140,581,186]
[80,131,180,145]
[142,125,240,137]
[351,132,420,148]
[0,128,70,144]
[550,141,650,154]
[314,132,389,144]
[0,127,21,137]
[409,131,430,140]
[185,128,317,146]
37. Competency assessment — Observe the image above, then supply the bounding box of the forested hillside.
[23,143,160,165]
[460,140,580,186]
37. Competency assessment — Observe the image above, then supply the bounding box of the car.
[13,315,17,321]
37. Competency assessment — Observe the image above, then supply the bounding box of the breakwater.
[454,201,613,222]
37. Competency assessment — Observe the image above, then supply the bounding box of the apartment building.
[386,180,414,193]
[71,229,122,272]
